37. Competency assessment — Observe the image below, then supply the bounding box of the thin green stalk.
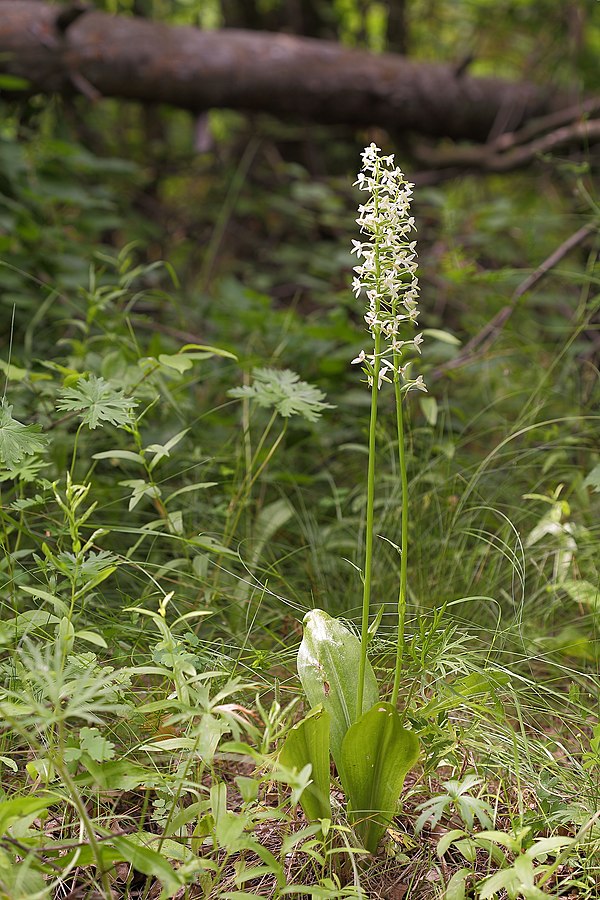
[69,421,84,479]
[357,332,380,717]
[391,362,408,707]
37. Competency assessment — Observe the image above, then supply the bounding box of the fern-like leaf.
[0,401,48,471]
[57,375,137,429]
[228,368,333,423]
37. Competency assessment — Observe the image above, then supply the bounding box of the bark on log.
[0,0,577,142]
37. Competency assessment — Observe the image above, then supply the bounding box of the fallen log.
[0,0,576,142]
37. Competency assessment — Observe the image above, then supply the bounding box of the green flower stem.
[391,357,408,708]
[357,331,381,717]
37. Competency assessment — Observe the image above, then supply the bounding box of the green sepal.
[298,609,379,770]
[340,701,419,853]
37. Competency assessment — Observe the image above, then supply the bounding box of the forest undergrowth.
[0,96,599,900]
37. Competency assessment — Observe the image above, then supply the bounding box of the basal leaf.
[340,701,419,852]
[561,579,600,610]
[279,706,331,821]
[298,609,378,770]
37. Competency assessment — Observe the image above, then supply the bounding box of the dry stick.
[490,118,600,172]
[414,115,600,175]
[431,221,597,381]
[493,96,600,151]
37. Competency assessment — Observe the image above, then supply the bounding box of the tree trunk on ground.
[0,0,581,143]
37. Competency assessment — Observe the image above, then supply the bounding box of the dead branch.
[432,222,598,380]
[415,114,600,175]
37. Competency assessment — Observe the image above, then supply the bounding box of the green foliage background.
[0,1,599,896]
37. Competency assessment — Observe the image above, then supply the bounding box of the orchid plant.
[281,145,422,852]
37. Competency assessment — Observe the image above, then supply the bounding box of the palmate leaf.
[0,401,49,470]
[228,368,334,423]
[57,374,137,429]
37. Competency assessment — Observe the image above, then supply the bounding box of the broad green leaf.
[0,796,55,833]
[158,353,196,373]
[0,610,60,641]
[125,831,195,863]
[0,359,49,382]
[79,726,115,762]
[479,868,520,900]
[279,706,331,821]
[340,701,419,853]
[215,811,246,850]
[61,832,191,897]
[526,836,572,858]
[0,75,30,90]
[157,344,236,373]
[165,482,218,503]
[73,566,117,600]
[298,609,378,769]
[235,776,259,804]
[120,479,161,511]
[0,847,45,899]
[75,630,108,648]
[20,585,68,615]
[423,328,461,346]
[437,828,468,858]
[77,758,155,791]
[445,868,471,900]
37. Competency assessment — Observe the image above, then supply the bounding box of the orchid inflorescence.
[350,142,426,393]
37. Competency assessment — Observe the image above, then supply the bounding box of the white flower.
[351,143,426,392]
[351,350,366,365]
[378,361,393,389]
